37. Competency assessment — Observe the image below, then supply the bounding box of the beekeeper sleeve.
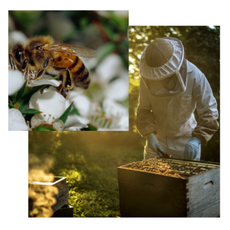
[135,79,158,138]
[192,72,219,146]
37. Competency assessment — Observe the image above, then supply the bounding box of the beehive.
[29,176,69,213]
[51,177,69,212]
[117,158,220,217]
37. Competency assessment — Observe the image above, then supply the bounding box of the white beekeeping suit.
[135,37,219,160]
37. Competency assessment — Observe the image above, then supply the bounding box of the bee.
[9,35,97,98]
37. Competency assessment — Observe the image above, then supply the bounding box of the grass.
[29,131,144,217]
[29,123,219,217]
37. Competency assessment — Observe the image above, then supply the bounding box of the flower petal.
[104,74,129,101]
[96,54,124,82]
[27,74,62,88]
[8,108,28,131]
[53,120,65,131]
[30,114,43,128]
[74,115,90,125]
[8,70,25,95]
[36,91,66,120]
[30,114,64,131]
[29,89,66,126]
[102,98,129,130]
[9,31,28,46]
[64,115,88,130]
[103,98,128,118]
[70,94,91,117]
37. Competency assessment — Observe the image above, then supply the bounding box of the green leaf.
[20,85,46,102]
[88,124,98,131]
[97,42,116,64]
[16,81,27,102]
[110,12,128,31]
[80,124,98,131]
[11,11,42,30]
[118,97,129,108]
[58,102,74,124]
[8,102,15,108]
[19,85,47,111]
[70,105,81,116]
[21,108,41,115]
[32,125,56,131]
[19,99,29,112]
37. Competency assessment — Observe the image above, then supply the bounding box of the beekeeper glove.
[147,134,163,157]
[184,137,201,160]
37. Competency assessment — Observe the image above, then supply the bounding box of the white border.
[3,1,229,229]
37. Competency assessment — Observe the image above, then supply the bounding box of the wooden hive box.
[117,158,220,217]
[29,176,69,213]
[52,176,69,212]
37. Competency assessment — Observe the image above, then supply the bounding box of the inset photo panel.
[8,11,128,131]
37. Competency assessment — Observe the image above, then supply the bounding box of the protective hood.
[139,37,187,97]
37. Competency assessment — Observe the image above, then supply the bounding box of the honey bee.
[9,35,97,98]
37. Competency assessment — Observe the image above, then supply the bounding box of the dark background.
[129,26,220,163]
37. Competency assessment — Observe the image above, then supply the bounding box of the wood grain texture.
[118,160,220,217]
[52,177,69,213]
[186,167,220,217]
[118,167,187,217]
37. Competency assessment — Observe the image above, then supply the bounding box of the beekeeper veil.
[139,37,187,97]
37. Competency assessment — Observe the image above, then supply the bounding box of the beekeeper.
[135,37,219,161]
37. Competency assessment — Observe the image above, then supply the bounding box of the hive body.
[118,158,220,217]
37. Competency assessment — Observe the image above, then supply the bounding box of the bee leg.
[56,84,70,99]
[22,59,28,71]
[9,54,17,70]
[43,58,49,68]
[54,67,73,91]
[35,69,46,80]
[33,58,50,80]
[60,87,70,99]
[63,68,73,90]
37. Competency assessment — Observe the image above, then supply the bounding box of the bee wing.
[41,44,97,58]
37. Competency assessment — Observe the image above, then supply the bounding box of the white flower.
[9,31,28,50]
[67,53,129,131]
[8,70,25,95]
[94,54,129,129]
[8,108,28,131]
[29,87,87,131]
[104,69,129,101]
[99,98,128,130]
[96,53,124,82]
[81,54,129,102]
[9,67,62,96]
[26,72,62,88]
[67,91,122,130]
[97,11,128,19]
[91,53,129,103]
[64,115,88,131]
[70,98,128,130]
[68,91,91,118]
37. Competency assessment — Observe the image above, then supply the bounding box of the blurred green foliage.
[129,26,220,162]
